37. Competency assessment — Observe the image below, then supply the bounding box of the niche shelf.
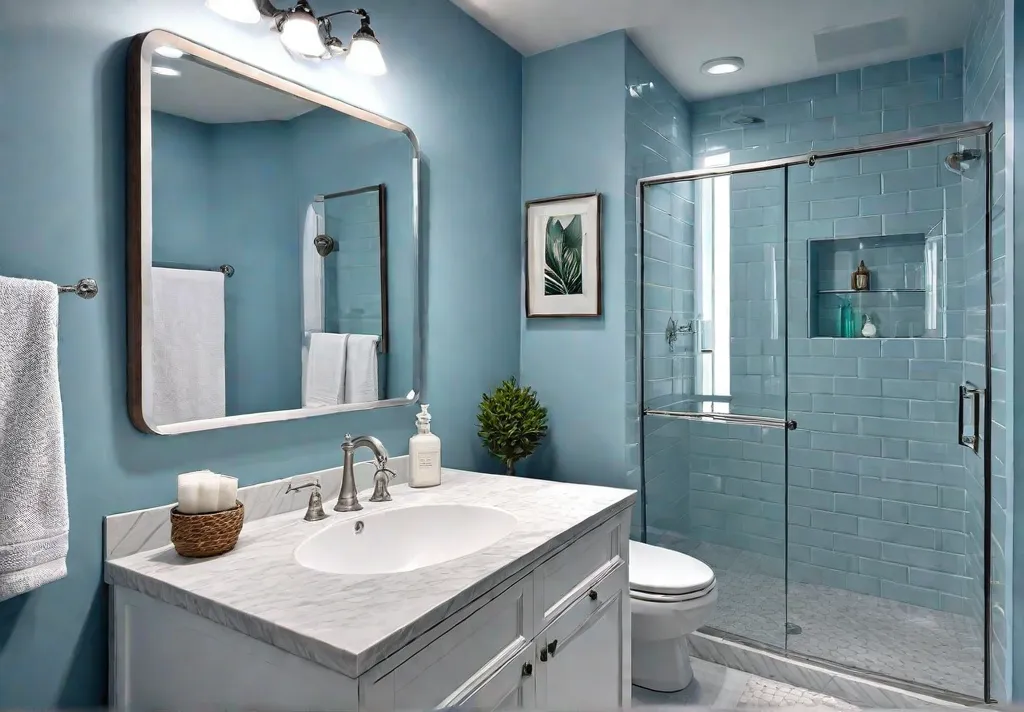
[808,233,942,339]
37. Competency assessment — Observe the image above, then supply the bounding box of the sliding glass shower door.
[783,137,986,698]
[638,126,991,699]
[642,167,790,648]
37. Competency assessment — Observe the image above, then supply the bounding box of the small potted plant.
[477,378,549,476]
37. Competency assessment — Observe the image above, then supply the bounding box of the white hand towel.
[0,277,69,602]
[344,334,379,404]
[304,332,348,407]
[302,204,324,333]
[149,268,226,426]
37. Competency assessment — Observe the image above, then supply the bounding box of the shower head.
[944,148,983,178]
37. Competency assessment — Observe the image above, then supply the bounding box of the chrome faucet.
[335,434,390,512]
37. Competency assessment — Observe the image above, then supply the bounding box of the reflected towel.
[150,268,226,426]
[304,332,349,407]
[0,276,69,602]
[345,334,379,404]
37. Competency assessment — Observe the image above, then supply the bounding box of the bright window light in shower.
[696,153,731,414]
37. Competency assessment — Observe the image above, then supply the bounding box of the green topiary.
[477,377,549,476]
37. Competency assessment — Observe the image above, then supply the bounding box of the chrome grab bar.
[645,409,797,430]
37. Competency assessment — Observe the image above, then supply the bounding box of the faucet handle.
[287,477,328,522]
[369,466,396,503]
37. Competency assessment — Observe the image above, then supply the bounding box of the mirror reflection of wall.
[145,50,415,431]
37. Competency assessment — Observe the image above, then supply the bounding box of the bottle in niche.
[861,314,878,338]
[409,404,442,488]
[839,299,856,338]
[852,260,870,291]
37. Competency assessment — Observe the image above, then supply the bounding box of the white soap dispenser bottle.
[409,404,442,488]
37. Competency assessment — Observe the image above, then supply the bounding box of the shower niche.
[808,233,943,339]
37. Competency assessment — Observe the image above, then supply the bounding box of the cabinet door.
[446,643,537,711]
[536,564,629,710]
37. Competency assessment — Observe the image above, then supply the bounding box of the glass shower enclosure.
[636,123,992,700]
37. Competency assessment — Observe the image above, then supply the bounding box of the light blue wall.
[211,119,301,414]
[519,32,628,487]
[0,0,523,706]
[684,54,979,619]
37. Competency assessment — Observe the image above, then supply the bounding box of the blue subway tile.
[860,192,909,216]
[882,108,909,132]
[811,509,859,534]
[882,166,939,193]
[835,111,882,138]
[862,60,910,89]
[862,477,938,505]
[835,496,883,520]
[834,215,882,237]
[909,99,963,127]
[880,580,941,609]
[812,93,860,119]
[859,557,908,583]
[859,518,937,549]
[908,53,946,80]
[788,74,838,101]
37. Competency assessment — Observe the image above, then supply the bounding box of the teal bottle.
[839,299,852,338]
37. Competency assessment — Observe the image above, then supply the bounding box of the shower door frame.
[635,121,995,702]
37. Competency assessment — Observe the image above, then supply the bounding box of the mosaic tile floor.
[633,658,857,709]
[656,539,984,698]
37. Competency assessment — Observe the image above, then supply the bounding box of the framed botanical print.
[524,192,602,318]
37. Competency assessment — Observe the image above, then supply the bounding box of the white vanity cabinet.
[110,507,631,712]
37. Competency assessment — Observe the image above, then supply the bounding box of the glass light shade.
[152,66,181,77]
[279,12,327,58]
[701,57,744,75]
[205,0,261,24]
[346,35,387,76]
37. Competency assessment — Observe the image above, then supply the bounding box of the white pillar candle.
[197,472,221,514]
[177,473,202,514]
[217,475,238,512]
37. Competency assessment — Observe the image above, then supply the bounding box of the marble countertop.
[105,470,634,678]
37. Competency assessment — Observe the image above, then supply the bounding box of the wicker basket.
[170,502,244,558]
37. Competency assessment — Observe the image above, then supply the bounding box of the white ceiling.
[152,56,317,124]
[450,0,976,100]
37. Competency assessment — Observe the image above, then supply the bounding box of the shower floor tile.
[663,540,984,698]
[632,658,857,709]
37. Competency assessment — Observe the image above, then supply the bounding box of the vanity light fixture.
[701,56,745,75]
[207,0,387,74]
[151,66,181,77]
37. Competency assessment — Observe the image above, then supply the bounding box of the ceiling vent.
[814,17,909,64]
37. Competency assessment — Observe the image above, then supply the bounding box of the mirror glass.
[131,32,418,434]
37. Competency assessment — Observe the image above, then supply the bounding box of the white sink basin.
[294,504,518,575]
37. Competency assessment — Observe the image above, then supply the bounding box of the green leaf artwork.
[543,214,584,296]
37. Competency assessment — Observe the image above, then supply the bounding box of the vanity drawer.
[533,508,629,628]
[361,575,535,711]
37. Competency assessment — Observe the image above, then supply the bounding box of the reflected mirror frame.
[127,29,422,436]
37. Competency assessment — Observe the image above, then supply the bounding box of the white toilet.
[629,540,718,692]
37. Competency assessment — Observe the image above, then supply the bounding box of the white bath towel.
[0,276,69,602]
[149,268,226,426]
[304,332,348,407]
[344,334,379,404]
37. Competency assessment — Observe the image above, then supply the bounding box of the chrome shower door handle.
[958,383,982,453]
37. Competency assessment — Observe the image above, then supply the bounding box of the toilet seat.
[630,580,716,603]
[629,540,716,597]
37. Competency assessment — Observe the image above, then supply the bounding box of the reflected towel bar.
[644,408,797,430]
[154,262,235,278]
[58,278,99,299]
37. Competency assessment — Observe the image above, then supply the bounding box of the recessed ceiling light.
[155,46,184,59]
[701,57,745,75]
[152,66,181,77]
